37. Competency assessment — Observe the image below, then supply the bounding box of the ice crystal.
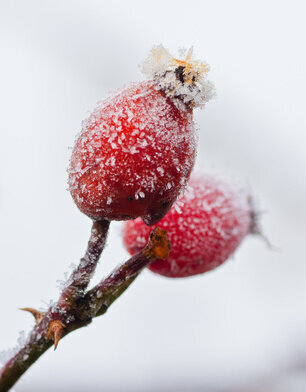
[0,330,28,366]
[140,45,215,110]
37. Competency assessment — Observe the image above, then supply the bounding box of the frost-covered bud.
[123,173,255,277]
[68,46,214,225]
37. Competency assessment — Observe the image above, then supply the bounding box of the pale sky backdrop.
[0,1,306,391]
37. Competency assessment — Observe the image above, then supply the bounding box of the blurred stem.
[0,226,170,392]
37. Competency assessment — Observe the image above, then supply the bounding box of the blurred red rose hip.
[123,173,255,277]
[68,46,214,224]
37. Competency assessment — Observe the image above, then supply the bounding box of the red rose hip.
[68,46,214,224]
[123,173,255,277]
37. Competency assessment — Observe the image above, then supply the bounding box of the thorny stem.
[0,226,170,392]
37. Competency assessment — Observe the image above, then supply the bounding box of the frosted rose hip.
[68,83,195,224]
[123,173,254,277]
[68,46,214,224]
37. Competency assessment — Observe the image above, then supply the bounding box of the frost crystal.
[140,45,215,110]
[0,330,28,366]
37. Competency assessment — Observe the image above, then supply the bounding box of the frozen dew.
[130,146,138,154]
[157,167,164,176]
[0,330,28,366]
[17,330,26,347]
[174,202,182,214]
[56,278,67,291]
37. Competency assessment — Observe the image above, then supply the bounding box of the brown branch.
[57,219,110,312]
[0,226,170,392]
[77,226,171,320]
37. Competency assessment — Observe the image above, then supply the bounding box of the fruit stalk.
[0,226,170,392]
[77,227,171,320]
[57,219,110,312]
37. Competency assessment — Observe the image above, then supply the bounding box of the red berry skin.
[68,82,195,225]
[123,173,253,277]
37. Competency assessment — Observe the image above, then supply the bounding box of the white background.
[0,1,306,391]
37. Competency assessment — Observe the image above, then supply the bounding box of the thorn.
[47,320,66,350]
[20,307,45,325]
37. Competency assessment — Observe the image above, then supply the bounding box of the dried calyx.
[141,45,215,111]
[142,227,171,261]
